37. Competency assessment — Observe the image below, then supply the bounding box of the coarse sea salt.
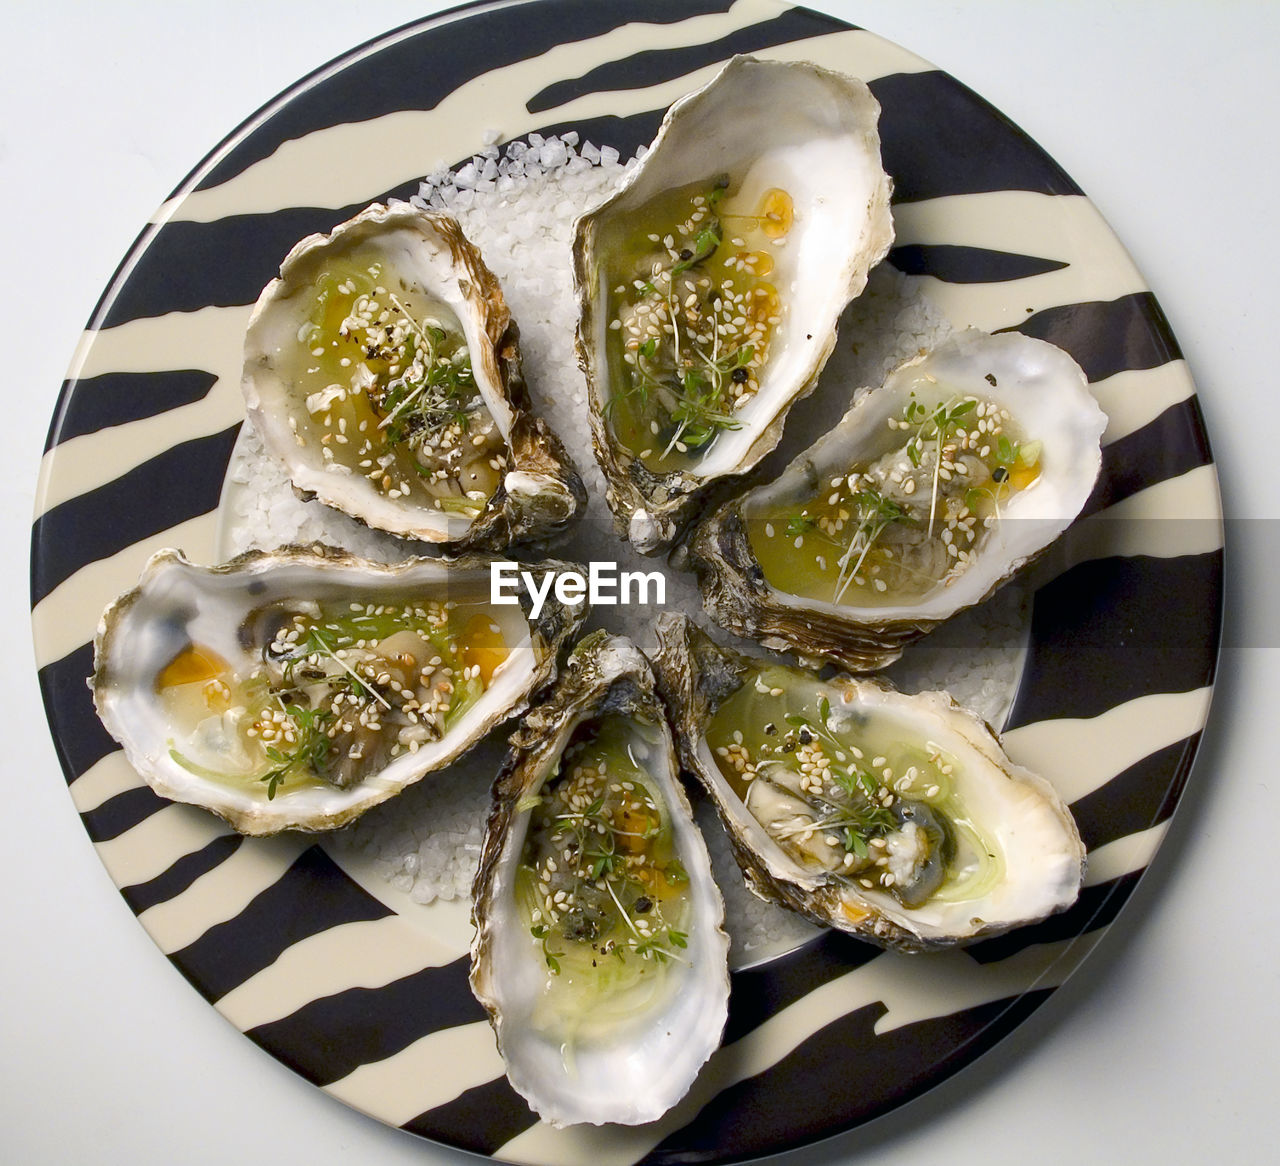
[222,133,1026,963]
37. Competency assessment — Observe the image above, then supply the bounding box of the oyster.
[689,330,1107,670]
[470,632,729,1126]
[243,203,584,550]
[91,546,587,835]
[655,615,1084,951]
[572,55,894,553]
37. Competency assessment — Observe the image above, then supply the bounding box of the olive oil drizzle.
[605,176,789,469]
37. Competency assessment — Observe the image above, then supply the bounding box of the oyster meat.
[92,546,587,835]
[470,632,729,1126]
[655,615,1084,951]
[573,55,894,553]
[689,329,1107,670]
[243,203,585,550]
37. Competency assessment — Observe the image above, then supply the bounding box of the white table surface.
[5,1,1275,1162]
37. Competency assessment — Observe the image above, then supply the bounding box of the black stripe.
[193,0,738,194]
[870,71,1081,203]
[1007,551,1222,728]
[168,845,394,1003]
[888,243,1068,283]
[80,785,171,843]
[36,643,115,781]
[966,872,1140,966]
[44,370,218,450]
[98,210,365,324]
[641,986,1056,1163]
[246,958,483,1087]
[1005,292,1182,383]
[1070,734,1199,854]
[30,423,240,606]
[526,8,841,112]
[1082,398,1214,517]
[401,1077,537,1154]
[121,833,243,915]
[724,929,879,1044]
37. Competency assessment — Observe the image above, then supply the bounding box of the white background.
[4,1,1276,1162]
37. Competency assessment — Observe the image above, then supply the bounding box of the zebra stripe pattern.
[31,1,1222,1162]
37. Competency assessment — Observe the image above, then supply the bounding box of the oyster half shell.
[654,615,1084,951]
[470,632,729,1126]
[244,203,585,551]
[92,546,587,835]
[689,330,1107,670]
[573,55,894,553]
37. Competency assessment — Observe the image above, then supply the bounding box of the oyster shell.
[654,615,1084,951]
[243,203,585,551]
[689,330,1107,670]
[470,632,729,1126]
[91,546,587,835]
[572,55,894,554]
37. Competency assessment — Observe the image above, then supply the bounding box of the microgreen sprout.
[609,173,781,461]
[258,704,335,799]
[521,739,690,978]
[831,488,912,603]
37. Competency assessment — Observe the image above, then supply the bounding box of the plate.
[31,1,1223,1162]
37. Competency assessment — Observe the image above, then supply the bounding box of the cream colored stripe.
[869,931,1103,1034]
[904,264,1147,334]
[66,304,251,382]
[323,847,477,954]
[892,192,1138,275]
[37,305,251,515]
[1049,464,1224,573]
[1084,822,1169,888]
[68,751,143,813]
[1002,686,1213,806]
[1094,362,1197,446]
[93,803,232,888]
[137,834,308,954]
[498,934,1097,1166]
[168,17,917,223]
[38,377,242,513]
[217,916,464,1032]
[32,512,220,669]
[322,1021,505,1124]
[890,191,1150,331]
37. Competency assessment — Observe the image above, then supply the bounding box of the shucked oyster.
[655,615,1084,951]
[690,330,1107,670]
[92,546,587,835]
[573,55,894,553]
[471,632,729,1126]
[244,203,584,551]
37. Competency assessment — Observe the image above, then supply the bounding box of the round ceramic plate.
[32,1,1223,1163]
